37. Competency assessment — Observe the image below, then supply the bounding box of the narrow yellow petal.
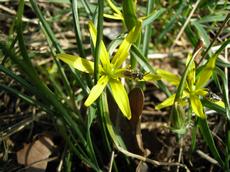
[142,73,161,81]
[155,94,176,110]
[106,0,123,17]
[109,79,132,119]
[57,53,94,74]
[156,69,180,86]
[187,60,196,89]
[190,95,206,118]
[88,21,110,67]
[111,20,142,68]
[84,75,109,106]
[194,88,208,97]
[104,14,123,20]
[196,55,217,89]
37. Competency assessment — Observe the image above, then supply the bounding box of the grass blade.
[142,0,153,56]
[71,0,86,58]
[198,118,224,167]
[142,8,166,27]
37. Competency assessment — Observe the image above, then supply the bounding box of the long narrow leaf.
[142,0,154,57]
[142,8,166,27]
[198,118,224,166]
[71,0,86,58]
[0,84,53,114]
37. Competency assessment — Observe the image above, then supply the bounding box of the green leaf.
[122,0,137,30]
[57,53,95,74]
[30,0,63,53]
[142,0,154,57]
[198,118,224,167]
[0,84,52,114]
[157,1,186,42]
[0,64,41,97]
[190,95,206,118]
[215,67,230,119]
[217,58,230,68]
[191,21,210,47]
[84,75,109,106]
[71,0,86,58]
[197,13,226,23]
[47,0,70,3]
[101,92,127,149]
[142,8,166,27]
[109,79,131,119]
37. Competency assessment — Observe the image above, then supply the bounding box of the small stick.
[171,0,201,49]
[0,4,38,24]
[116,145,190,172]
[196,150,219,165]
[176,141,183,172]
[108,151,115,172]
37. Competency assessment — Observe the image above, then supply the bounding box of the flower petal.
[142,73,161,81]
[194,88,208,97]
[196,55,217,89]
[187,60,196,89]
[104,14,123,20]
[84,75,109,106]
[109,79,132,119]
[88,21,110,68]
[155,94,176,110]
[106,0,123,17]
[57,53,94,73]
[190,95,206,118]
[156,69,180,86]
[111,20,142,68]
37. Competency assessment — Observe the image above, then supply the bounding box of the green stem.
[142,0,153,57]
[94,0,104,83]
[71,0,86,58]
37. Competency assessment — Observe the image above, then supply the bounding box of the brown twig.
[196,150,219,165]
[116,145,190,172]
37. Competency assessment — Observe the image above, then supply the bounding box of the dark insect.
[206,91,222,101]
[123,70,144,80]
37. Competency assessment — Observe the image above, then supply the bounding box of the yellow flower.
[104,0,124,21]
[104,0,165,29]
[57,21,142,119]
[155,53,224,119]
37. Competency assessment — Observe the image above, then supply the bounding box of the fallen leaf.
[17,135,54,172]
